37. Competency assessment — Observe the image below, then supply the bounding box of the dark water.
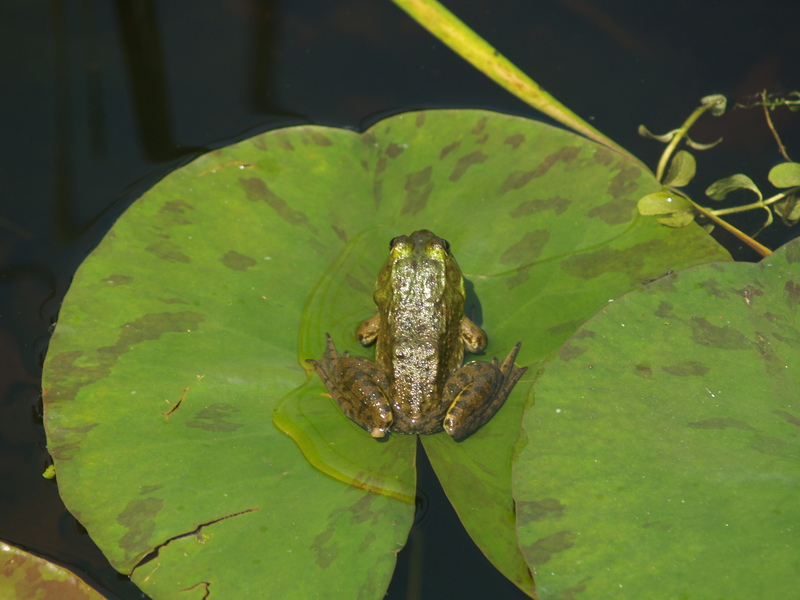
[2,1,798,598]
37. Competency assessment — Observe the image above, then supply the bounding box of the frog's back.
[376,260,464,430]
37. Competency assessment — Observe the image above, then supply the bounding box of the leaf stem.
[761,90,792,162]
[687,199,772,257]
[656,98,723,182]
[707,188,800,217]
[391,0,633,158]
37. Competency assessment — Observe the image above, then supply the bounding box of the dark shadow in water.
[386,438,530,600]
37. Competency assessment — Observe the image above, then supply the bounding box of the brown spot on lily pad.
[145,240,190,263]
[500,230,550,266]
[239,177,317,233]
[439,140,461,159]
[221,250,257,271]
[633,364,653,378]
[157,297,189,305]
[504,133,525,148]
[558,341,587,361]
[689,317,749,350]
[784,240,800,263]
[662,361,710,376]
[47,423,97,460]
[345,274,370,295]
[117,497,164,558]
[593,147,616,165]
[547,318,586,338]
[561,239,677,283]
[385,142,404,159]
[471,116,488,135]
[401,166,433,215]
[186,403,243,432]
[606,165,642,199]
[43,312,204,408]
[774,410,800,428]
[449,150,487,182]
[158,199,195,226]
[498,147,580,195]
[654,301,675,319]
[687,417,755,430]
[309,131,333,146]
[102,274,133,286]
[516,498,566,526]
[699,278,729,298]
[510,196,570,217]
[522,531,575,565]
[587,195,635,225]
[786,280,800,311]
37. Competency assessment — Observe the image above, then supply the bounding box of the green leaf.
[42,109,729,598]
[701,93,727,116]
[657,210,697,227]
[514,238,800,598]
[0,542,105,599]
[685,136,723,151]
[775,194,800,226]
[662,150,696,187]
[637,191,694,215]
[768,162,800,188]
[637,125,678,143]
[706,173,762,202]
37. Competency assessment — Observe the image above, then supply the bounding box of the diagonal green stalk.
[392,0,634,159]
[655,97,723,181]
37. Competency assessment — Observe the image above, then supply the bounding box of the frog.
[307,230,527,439]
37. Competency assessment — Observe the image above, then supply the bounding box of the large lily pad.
[515,239,800,598]
[42,109,728,598]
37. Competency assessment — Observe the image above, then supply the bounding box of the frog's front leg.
[442,343,527,440]
[307,333,393,438]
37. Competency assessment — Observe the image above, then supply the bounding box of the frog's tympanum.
[308,230,527,440]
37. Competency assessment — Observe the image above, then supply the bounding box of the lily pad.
[514,238,800,598]
[0,542,105,600]
[42,109,728,598]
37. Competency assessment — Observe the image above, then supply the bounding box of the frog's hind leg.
[442,343,527,440]
[307,334,394,438]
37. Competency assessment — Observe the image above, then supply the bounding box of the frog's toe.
[370,426,388,438]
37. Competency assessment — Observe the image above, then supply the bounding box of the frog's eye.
[389,236,400,249]
[441,238,451,253]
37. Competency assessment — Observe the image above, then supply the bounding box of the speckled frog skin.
[308,230,526,439]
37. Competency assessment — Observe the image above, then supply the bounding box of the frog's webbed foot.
[307,333,394,438]
[442,342,527,440]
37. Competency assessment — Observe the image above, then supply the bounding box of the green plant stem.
[688,199,772,257]
[656,100,721,181]
[761,90,792,162]
[391,0,633,158]
[708,188,800,217]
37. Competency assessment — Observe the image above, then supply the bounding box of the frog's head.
[374,230,465,308]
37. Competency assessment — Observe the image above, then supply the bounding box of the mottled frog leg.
[442,343,527,440]
[307,333,393,438]
[460,316,487,354]
[357,313,381,346]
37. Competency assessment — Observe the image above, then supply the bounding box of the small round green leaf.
[662,150,696,187]
[706,173,762,202]
[637,191,694,215]
[768,162,800,188]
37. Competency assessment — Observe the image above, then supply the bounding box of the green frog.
[308,230,526,439]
